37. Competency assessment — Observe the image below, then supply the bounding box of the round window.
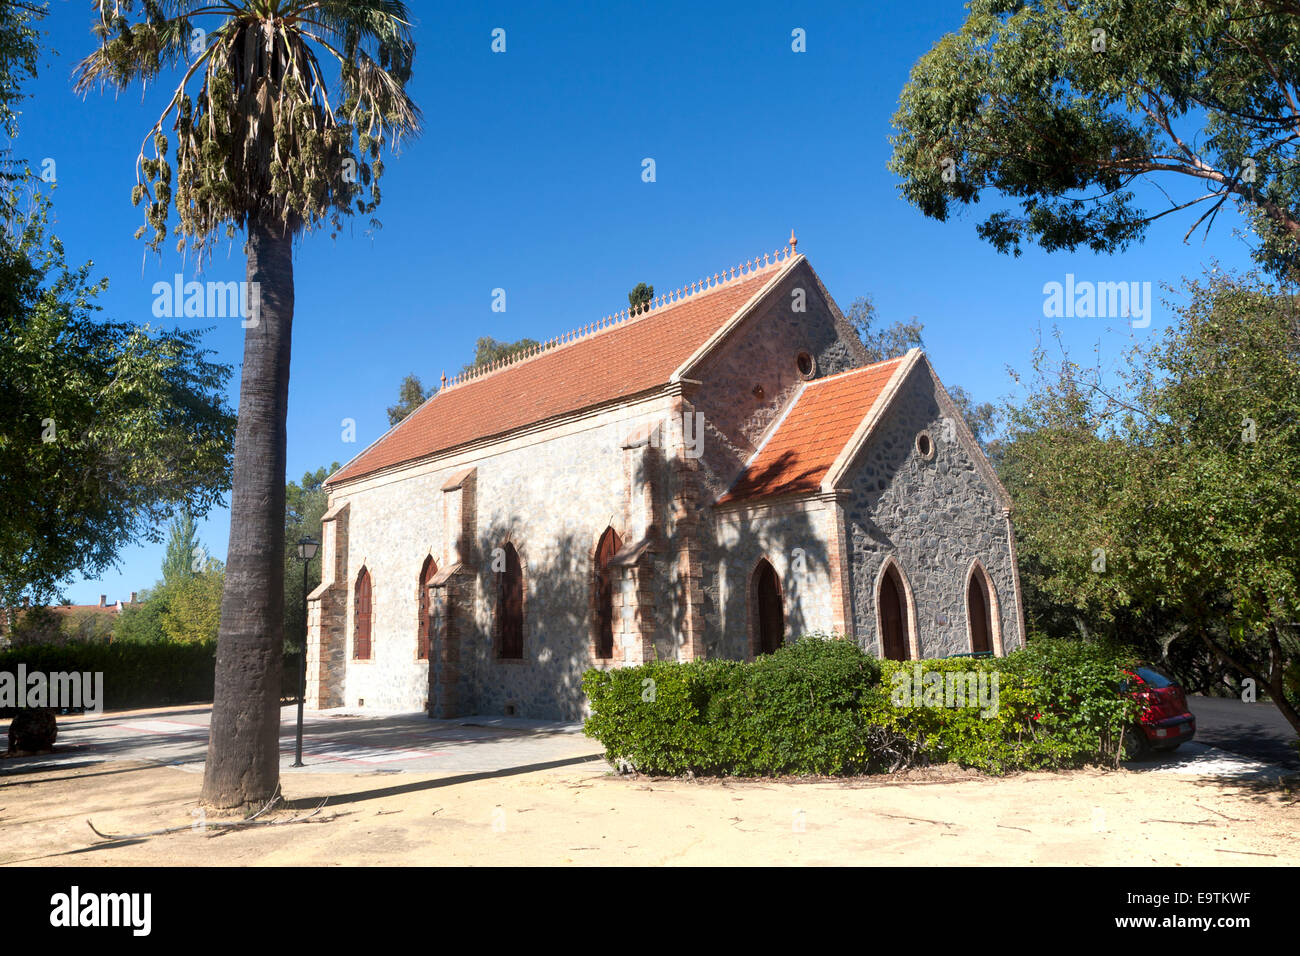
[916,431,935,460]
[796,351,815,379]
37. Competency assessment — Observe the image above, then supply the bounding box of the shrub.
[863,639,1140,773]
[7,708,57,752]
[584,634,1141,777]
[0,641,217,713]
[584,634,884,776]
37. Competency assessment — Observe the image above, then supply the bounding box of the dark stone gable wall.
[842,365,1024,658]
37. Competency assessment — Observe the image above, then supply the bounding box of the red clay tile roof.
[716,357,905,505]
[328,262,785,486]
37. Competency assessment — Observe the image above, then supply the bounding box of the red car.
[1122,665,1196,757]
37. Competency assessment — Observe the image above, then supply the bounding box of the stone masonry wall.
[843,365,1024,658]
[330,393,677,720]
[703,498,840,660]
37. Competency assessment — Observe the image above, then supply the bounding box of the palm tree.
[76,1,420,808]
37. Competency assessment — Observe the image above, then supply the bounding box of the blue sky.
[14,1,1256,604]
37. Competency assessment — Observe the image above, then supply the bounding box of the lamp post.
[293,534,319,768]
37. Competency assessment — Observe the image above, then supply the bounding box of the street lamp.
[293,534,319,768]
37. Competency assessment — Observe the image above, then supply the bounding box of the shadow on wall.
[457,517,602,721]
[449,441,840,719]
[664,447,832,662]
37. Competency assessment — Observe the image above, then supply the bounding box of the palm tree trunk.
[201,218,293,809]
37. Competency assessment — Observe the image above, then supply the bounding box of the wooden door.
[354,568,372,659]
[594,528,621,658]
[417,556,437,659]
[497,545,523,658]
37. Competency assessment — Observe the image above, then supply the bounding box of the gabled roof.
[327,251,800,487]
[716,356,907,505]
[717,349,1011,510]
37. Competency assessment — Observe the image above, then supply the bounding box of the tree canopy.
[628,282,654,314]
[1000,270,1300,731]
[386,373,431,425]
[0,178,236,608]
[461,336,542,375]
[74,0,420,254]
[888,0,1300,278]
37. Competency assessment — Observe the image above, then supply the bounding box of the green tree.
[628,282,654,315]
[888,0,1300,278]
[283,463,338,650]
[162,561,225,644]
[387,374,431,425]
[8,605,62,647]
[161,512,201,586]
[1001,271,1300,734]
[0,182,236,611]
[76,1,421,808]
[114,587,170,644]
[0,0,40,146]
[64,608,115,644]
[845,295,924,362]
[462,336,541,374]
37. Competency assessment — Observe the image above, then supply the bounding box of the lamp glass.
[297,536,319,562]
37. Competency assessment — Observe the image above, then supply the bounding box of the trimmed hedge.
[0,641,307,713]
[0,641,218,712]
[583,635,888,776]
[864,639,1141,773]
[583,635,1142,776]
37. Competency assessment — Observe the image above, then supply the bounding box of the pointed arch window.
[354,567,373,660]
[967,564,994,654]
[495,543,524,659]
[878,563,909,661]
[417,555,437,660]
[594,527,622,659]
[753,559,784,655]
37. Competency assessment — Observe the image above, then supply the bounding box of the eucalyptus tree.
[889,0,1300,278]
[76,1,420,808]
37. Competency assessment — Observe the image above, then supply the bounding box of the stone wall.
[305,502,349,709]
[843,363,1024,658]
[704,497,841,660]
[688,258,867,500]
[326,393,677,719]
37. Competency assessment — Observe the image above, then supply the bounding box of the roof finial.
[789,228,797,255]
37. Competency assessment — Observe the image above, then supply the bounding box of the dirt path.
[2,758,1296,866]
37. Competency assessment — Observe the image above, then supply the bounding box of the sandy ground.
[2,756,1296,866]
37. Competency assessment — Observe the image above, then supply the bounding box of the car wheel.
[1121,725,1149,761]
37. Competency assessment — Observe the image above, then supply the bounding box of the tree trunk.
[201,219,293,809]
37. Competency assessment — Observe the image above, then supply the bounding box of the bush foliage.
[0,640,217,711]
[583,635,1141,776]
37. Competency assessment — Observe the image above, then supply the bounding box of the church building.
[306,237,1025,719]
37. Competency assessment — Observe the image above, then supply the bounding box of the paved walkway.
[4,704,608,775]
